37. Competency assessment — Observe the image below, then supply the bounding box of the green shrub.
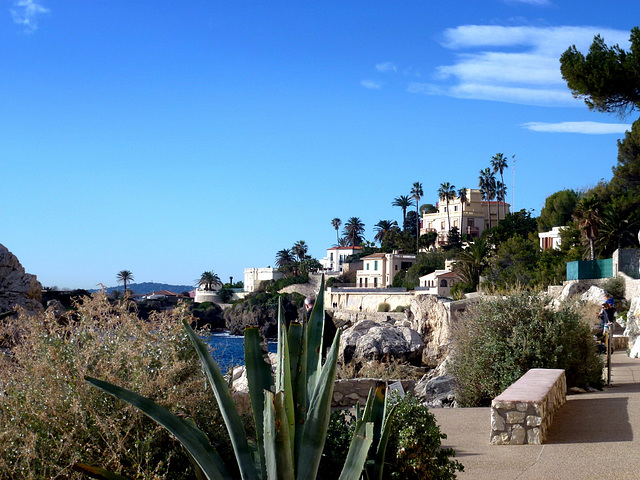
[450,292,604,407]
[601,276,626,300]
[266,273,309,293]
[378,302,391,312]
[319,394,463,480]
[393,305,407,312]
[0,294,231,479]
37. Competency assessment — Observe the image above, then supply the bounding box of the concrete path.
[432,350,640,480]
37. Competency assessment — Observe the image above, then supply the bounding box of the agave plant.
[80,276,375,480]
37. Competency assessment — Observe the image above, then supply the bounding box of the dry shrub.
[338,357,424,381]
[0,293,231,479]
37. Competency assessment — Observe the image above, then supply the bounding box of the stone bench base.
[490,368,566,445]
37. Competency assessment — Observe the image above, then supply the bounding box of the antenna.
[511,155,517,212]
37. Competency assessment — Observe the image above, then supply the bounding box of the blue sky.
[2,0,638,289]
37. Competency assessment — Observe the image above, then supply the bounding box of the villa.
[319,246,362,273]
[539,226,566,250]
[418,270,460,297]
[355,251,416,288]
[243,267,283,293]
[420,188,510,247]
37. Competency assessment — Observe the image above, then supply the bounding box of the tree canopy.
[560,27,640,116]
[538,189,579,232]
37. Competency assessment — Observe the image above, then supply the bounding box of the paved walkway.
[432,350,640,480]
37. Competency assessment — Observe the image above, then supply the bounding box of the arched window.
[440,279,448,287]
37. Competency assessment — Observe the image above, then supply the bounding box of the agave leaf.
[276,299,296,460]
[263,391,295,480]
[288,321,307,462]
[337,421,374,480]
[72,463,130,480]
[305,275,325,399]
[182,320,260,480]
[85,377,230,480]
[372,402,398,480]
[263,391,278,480]
[244,326,275,478]
[296,328,341,480]
[186,418,213,480]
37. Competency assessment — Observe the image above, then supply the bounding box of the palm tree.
[411,182,423,252]
[453,237,488,290]
[573,195,601,261]
[116,270,134,293]
[392,195,413,231]
[275,249,296,269]
[491,153,509,219]
[479,168,496,229]
[331,218,342,244]
[458,187,468,236]
[495,181,507,221]
[292,240,308,261]
[196,271,222,291]
[374,219,398,244]
[438,182,456,234]
[343,217,366,246]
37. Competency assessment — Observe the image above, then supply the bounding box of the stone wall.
[613,249,640,279]
[325,289,415,313]
[490,369,566,445]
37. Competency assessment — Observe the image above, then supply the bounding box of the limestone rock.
[339,320,424,365]
[625,294,640,357]
[0,244,43,315]
[580,285,608,305]
[414,374,456,407]
[407,294,456,367]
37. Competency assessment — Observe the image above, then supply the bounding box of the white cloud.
[416,25,632,106]
[522,121,631,134]
[361,79,382,90]
[11,0,49,33]
[376,62,397,73]
[505,0,552,6]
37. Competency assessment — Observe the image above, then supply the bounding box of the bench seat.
[490,368,566,445]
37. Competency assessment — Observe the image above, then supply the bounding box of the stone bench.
[490,368,566,445]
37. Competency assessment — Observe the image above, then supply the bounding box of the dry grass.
[337,357,425,381]
[0,293,231,480]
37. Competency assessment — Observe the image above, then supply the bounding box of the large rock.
[414,374,457,408]
[625,295,640,358]
[339,320,424,365]
[580,285,608,305]
[0,244,42,315]
[407,294,457,368]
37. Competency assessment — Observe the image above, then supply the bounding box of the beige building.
[244,267,284,293]
[420,188,510,247]
[356,252,416,288]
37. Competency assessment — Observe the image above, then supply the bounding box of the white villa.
[539,226,566,251]
[355,252,416,288]
[244,267,284,293]
[320,246,362,273]
[419,270,460,298]
[420,188,510,247]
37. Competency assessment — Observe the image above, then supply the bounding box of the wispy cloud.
[11,0,49,33]
[522,121,631,134]
[361,79,383,90]
[412,25,630,107]
[376,62,397,73]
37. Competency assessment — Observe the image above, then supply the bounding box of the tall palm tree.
[491,153,509,219]
[438,182,456,233]
[453,237,488,290]
[411,182,423,252]
[275,248,296,269]
[391,195,413,231]
[292,240,308,261]
[331,218,342,244]
[479,168,496,229]
[343,217,366,246]
[374,219,398,244]
[495,181,507,221]
[458,187,468,236]
[116,270,134,293]
[196,271,222,291]
[573,195,601,261]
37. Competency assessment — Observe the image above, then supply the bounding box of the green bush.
[378,302,391,312]
[450,292,604,407]
[393,305,407,312]
[266,273,309,293]
[601,276,626,300]
[319,394,463,480]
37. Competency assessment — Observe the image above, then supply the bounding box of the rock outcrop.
[625,295,640,358]
[580,285,608,305]
[407,294,458,368]
[338,320,424,365]
[0,244,42,315]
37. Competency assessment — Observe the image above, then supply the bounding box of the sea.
[202,331,277,373]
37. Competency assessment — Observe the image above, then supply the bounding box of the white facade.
[539,226,566,250]
[419,270,460,298]
[356,252,416,288]
[320,246,362,273]
[244,267,284,292]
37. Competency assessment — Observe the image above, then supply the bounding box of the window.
[359,278,362,287]
[440,279,448,287]
[330,253,333,261]
[441,221,445,230]
[374,260,378,271]
[453,219,458,227]
[365,278,368,287]
[454,205,458,211]
[395,265,398,271]
[468,218,474,227]
[366,263,369,270]
[374,278,378,287]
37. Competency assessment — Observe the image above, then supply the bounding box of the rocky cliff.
[0,244,42,315]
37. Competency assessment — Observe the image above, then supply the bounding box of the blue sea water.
[202,332,277,373]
